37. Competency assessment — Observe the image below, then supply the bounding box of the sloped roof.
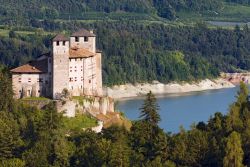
[53,34,69,41]
[71,29,96,37]
[69,47,95,58]
[11,59,48,73]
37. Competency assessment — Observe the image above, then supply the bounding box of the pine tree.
[0,69,14,112]
[140,91,160,126]
[236,82,248,106]
[223,131,244,167]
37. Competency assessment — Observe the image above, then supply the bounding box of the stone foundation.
[56,96,114,117]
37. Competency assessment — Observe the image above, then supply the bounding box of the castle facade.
[11,29,102,99]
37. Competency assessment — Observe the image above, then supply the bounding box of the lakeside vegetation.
[1,67,250,166]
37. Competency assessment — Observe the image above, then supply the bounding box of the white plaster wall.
[82,57,98,95]
[12,73,49,98]
[69,58,84,96]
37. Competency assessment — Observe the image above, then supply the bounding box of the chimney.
[90,29,94,34]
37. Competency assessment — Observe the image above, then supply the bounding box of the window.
[89,80,91,83]
[45,81,48,84]
[75,37,79,42]
[84,36,88,42]
[37,78,43,83]
[63,41,66,46]
[75,77,77,81]
[28,78,31,83]
[56,41,60,46]
[38,90,40,93]
[18,78,21,83]
[69,78,73,82]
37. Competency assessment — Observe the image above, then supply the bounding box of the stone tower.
[52,34,69,99]
[70,29,96,52]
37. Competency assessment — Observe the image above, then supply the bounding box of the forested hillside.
[1,21,250,85]
[1,67,250,166]
[0,0,224,22]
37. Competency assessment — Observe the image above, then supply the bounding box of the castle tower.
[70,29,96,52]
[52,34,69,99]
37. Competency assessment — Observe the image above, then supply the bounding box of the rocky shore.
[104,78,235,100]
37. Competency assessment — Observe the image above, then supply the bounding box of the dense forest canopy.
[0,0,231,21]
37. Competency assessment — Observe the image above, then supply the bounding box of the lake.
[117,86,246,133]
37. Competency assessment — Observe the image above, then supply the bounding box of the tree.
[236,82,248,106]
[9,30,16,38]
[140,91,160,126]
[223,131,244,167]
[0,70,15,112]
[0,158,25,167]
[0,112,23,159]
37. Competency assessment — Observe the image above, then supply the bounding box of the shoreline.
[111,87,236,101]
[104,78,236,100]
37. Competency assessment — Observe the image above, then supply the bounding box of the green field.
[177,3,250,23]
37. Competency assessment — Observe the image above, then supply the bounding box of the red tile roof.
[53,34,69,41]
[69,47,95,58]
[71,29,96,37]
[11,59,48,73]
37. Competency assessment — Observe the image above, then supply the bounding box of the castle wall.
[69,58,84,96]
[68,55,100,96]
[56,96,114,117]
[52,41,69,99]
[96,52,103,96]
[70,36,96,53]
[12,73,50,98]
[83,56,98,96]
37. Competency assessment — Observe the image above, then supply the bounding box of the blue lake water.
[117,86,247,133]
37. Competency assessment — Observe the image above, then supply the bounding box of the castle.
[11,29,103,99]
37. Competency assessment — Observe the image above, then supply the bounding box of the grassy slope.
[63,114,98,131]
